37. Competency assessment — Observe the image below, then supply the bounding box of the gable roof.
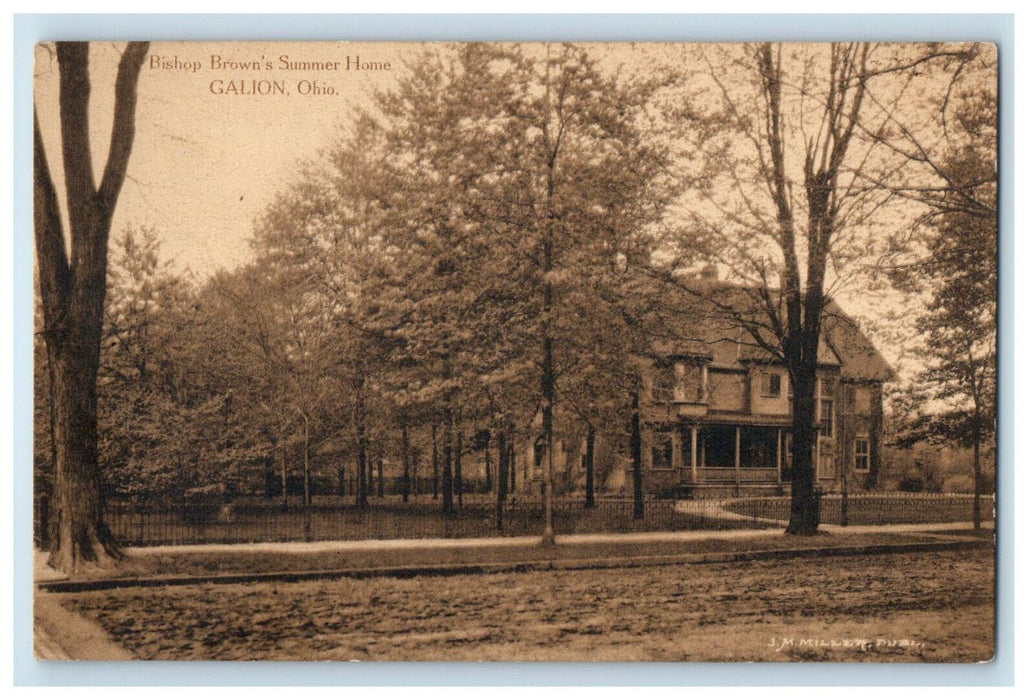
[653,281,896,383]
[821,300,898,382]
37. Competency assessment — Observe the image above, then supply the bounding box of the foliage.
[887,68,997,448]
[38,43,996,538]
[665,42,988,534]
[98,227,203,499]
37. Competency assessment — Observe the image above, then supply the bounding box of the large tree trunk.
[47,342,119,570]
[786,370,819,535]
[756,43,864,537]
[631,392,644,520]
[35,42,149,573]
[785,277,825,535]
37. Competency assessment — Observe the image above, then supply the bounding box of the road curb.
[37,535,989,594]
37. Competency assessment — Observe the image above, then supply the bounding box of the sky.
[34,41,414,278]
[32,41,712,280]
[32,40,989,381]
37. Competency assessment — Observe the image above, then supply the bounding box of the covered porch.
[654,420,791,486]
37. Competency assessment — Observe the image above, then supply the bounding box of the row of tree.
[34,41,997,570]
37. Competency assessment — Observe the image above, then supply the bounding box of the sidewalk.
[132,520,981,555]
[34,592,134,660]
[34,521,982,570]
[34,521,988,590]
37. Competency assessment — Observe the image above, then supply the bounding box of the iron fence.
[101,495,764,547]
[31,491,996,548]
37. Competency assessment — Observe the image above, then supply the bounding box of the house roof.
[653,281,896,383]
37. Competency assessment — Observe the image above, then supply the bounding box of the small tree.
[912,214,996,528]
[883,56,997,529]
[97,227,201,500]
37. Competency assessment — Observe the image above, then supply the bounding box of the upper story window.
[854,435,871,472]
[816,377,835,437]
[534,438,546,470]
[819,398,834,438]
[681,361,707,402]
[652,364,676,403]
[762,372,782,398]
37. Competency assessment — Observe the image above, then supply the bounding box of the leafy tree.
[209,262,345,538]
[162,271,288,500]
[43,226,271,506]
[875,48,996,527]
[918,175,996,531]
[97,227,201,500]
[671,42,978,534]
[371,46,527,515]
[373,43,676,534]
[896,161,996,528]
[859,44,996,225]
[250,117,397,509]
[34,41,149,571]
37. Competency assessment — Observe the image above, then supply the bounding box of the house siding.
[710,369,748,412]
[512,289,894,499]
[639,364,885,496]
[749,366,790,416]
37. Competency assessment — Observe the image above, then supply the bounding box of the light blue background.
[13,13,1014,687]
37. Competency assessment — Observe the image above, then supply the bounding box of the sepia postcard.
[31,40,998,663]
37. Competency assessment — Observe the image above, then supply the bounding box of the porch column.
[776,429,782,473]
[691,426,698,483]
[734,426,741,494]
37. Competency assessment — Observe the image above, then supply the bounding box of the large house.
[515,285,897,498]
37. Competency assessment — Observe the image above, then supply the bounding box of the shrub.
[898,476,926,493]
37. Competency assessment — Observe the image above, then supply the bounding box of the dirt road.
[57,546,994,662]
